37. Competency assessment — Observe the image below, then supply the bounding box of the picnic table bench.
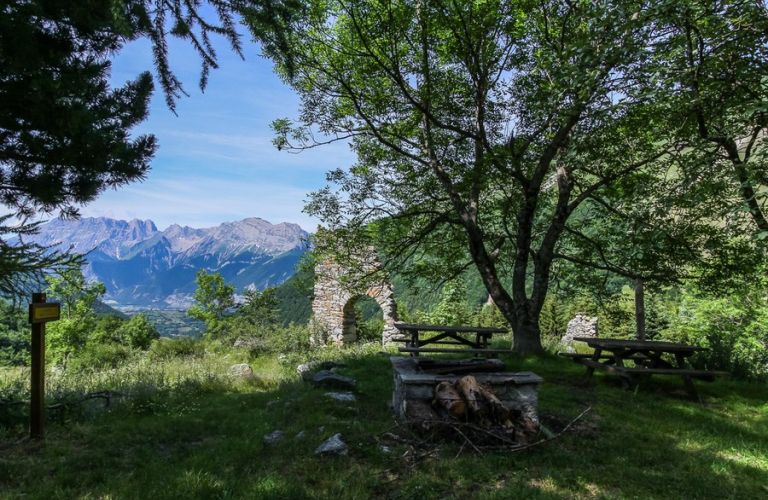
[561,337,729,398]
[393,323,512,358]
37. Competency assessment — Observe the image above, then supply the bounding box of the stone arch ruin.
[311,255,400,346]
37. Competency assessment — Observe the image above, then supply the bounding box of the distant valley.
[26,217,310,311]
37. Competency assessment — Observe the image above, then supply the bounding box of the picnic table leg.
[410,331,419,357]
[674,353,699,398]
[474,333,488,357]
[585,348,603,377]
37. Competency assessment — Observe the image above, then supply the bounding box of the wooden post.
[30,292,46,439]
[635,278,646,342]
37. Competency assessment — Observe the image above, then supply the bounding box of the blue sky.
[82,32,354,232]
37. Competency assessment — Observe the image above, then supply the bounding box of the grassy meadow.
[0,339,766,500]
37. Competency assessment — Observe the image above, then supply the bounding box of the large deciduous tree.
[652,0,768,235]
[249,0,681,354]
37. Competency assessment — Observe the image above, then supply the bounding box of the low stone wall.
[390,357,544,425]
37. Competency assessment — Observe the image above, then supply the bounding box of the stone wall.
[311,254,400,346]
[560,313,599,345]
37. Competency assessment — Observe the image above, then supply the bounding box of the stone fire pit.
[391,357,544,426]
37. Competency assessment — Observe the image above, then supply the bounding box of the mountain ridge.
[26,216,310,310]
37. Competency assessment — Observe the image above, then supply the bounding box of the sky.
[82,29,355,232]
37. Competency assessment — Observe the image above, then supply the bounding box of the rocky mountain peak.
[23,216,309,309]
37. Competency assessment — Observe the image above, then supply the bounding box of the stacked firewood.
[405,375,537,447]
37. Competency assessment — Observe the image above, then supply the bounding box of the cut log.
[458,375,490,420]
[434,381,466,420]
[433,402,460,424]
[405,399,447,438]
[478,384,511,423]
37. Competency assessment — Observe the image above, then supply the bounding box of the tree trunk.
[635,278,646,341]
[512,311,545,355]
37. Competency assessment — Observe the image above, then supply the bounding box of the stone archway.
[311,256,400,346]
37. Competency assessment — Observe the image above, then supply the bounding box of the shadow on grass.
[0,352,766,500]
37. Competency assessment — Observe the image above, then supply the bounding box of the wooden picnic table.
[393,323,512,357]
[561,337,729,398]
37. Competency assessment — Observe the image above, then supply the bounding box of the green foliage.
[475,303,510,329]
[90,314,125,345]
[0,0,156,221]
[186,270,236,335]
[0,301,28,366]
[353,298,384,343]
[538,296,569,340]
[237,288,279,331]
[148,337,206,361]
[274,270,313,325]
[67,342,133,372]
[44,262,107,365]
[425,277,475,327]
[669,290,768,380]
[115,314,161,350]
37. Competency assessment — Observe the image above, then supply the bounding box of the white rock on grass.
[263,430,285,445]
[228,363,254,379]
[314,433,348,456]
[325,392,356,402]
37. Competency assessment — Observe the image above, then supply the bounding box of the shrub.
[668,293,768,380]
[149,337,206,361]
[67,342,133,372]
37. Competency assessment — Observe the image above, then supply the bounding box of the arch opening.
[311,258,400,346]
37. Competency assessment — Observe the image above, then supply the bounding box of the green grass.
[1,345,766,500]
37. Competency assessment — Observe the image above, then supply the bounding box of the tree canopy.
[0,0,157,220]
[0,0,157,296]
[187,269,236,334]
[251,0,768,354]
[0,0,301,297]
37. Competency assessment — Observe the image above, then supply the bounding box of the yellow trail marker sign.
[29,302,60,323]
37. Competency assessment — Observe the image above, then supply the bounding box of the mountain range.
[26,217,309,310]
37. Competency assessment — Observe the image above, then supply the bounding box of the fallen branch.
[415,405,593,456]
[493,406,593,454]
[47,390,120,410]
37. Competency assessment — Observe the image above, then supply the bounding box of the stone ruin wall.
[559,313,599,346]
[311,258,400,347]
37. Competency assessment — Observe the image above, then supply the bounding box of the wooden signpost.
[28,293,60,439]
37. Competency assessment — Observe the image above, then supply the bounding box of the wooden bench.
[577,358,730,381]
[576,357,730,396]
[392,338,473,345]
[563,338,730,398]
[558,352,649,362]
[398,347,514,358]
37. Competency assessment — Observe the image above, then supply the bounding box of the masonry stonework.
[311,255,400,346]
